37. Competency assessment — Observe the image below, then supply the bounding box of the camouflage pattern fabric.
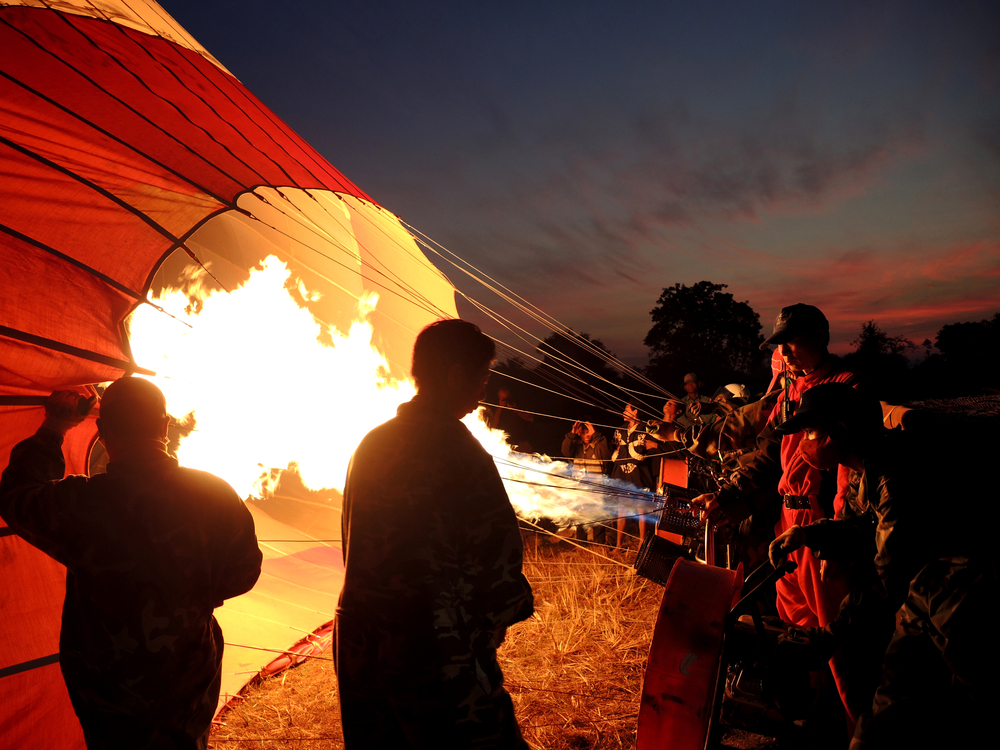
[851,556,998,749]
[797,428,981,732]
[0,429,262,749]
[336,395,533,749]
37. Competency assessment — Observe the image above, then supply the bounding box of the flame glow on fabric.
[132,258,659,528]
[0,2,454,746]
[0,2,668,746]
[131,257,417,497]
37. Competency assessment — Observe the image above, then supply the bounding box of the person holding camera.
[562,418,612,543]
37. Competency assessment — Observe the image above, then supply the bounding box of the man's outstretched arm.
[0,391,92,562]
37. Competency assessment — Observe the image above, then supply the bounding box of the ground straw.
[209,536,660,749]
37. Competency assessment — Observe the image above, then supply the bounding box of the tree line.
[486,280,998,456]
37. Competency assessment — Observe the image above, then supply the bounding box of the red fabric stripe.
[0,6,376,397]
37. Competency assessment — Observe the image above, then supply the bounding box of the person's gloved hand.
[691,492,721,522]
[41,391,95,435]
[769,525,807,568]
[777,625,838,669]
[820,558,844,582]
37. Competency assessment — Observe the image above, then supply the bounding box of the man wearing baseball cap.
[694,303,860,729]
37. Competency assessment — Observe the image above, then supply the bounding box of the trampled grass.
[208,535,662,749]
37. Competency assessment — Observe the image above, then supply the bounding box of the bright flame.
[129,256,413,497]
[463,412,657,527]
[129,257,657,527]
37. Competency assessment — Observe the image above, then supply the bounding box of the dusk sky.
[164,0,999,367]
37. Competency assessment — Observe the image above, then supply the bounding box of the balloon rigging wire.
[321,198,672,411]
[400,220,656,387]
[486,367,624,417]
[306,194,644,409]
[186,196,666,424]
[295,190,453,319]
[234,206,445,320]
[404,219,667,398]
[517,517,632,569]
[8,14,670,425]
[462,295,663,418]
[126,163,664,424]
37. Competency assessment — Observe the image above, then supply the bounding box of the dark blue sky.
[164,0,999,366]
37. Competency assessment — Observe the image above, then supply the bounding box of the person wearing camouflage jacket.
[850,555,998,749]
[335,319,534,749]
[0,381,262,750]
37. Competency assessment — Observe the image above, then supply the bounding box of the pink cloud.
[737,239,1000,353]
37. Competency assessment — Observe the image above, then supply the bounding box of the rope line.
[405,221,668,398]
[223,643,333,662]
[518,518,632,569]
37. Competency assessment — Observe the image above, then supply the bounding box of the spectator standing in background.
[562,419,612,543]
[611,404,657,550]
[680,372,716,428]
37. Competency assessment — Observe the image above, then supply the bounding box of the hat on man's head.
[774,382,881,437]
[714,383,749,401]
[760,304,829,350]
[683,372,700,385]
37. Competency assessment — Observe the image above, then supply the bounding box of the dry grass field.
[208,535,662,749]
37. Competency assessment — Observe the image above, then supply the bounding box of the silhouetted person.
[680,372,715,427]
[335,319,534,749]
[767,383,994,744]
[490,386,536,453]
[0,379,262,750]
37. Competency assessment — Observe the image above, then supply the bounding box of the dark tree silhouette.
[538,331,622,406]
[644,281,767,393]
[851,320,916,357]
[932,312,1000,395]
[843,320,916,401]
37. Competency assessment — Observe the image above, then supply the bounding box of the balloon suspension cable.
[163,192,670,426]
[141,299,193,328]
[136,177,678,436]
[518,517,633,569]
[302,196,672,412]
[180,244,230,293]
[403,220,667,395]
